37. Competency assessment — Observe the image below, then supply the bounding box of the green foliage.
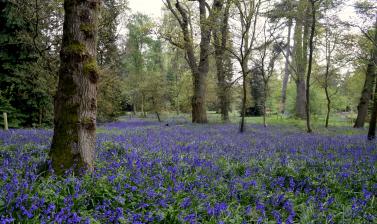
[97,68,125,121]
[0,0,56,127]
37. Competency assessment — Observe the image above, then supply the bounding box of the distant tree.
[123,13,154,117]
[266,0,295,115]
[253,20,283,127]
[233,0,261,133]
[96,0,128,121]
[315,15,343,128]
[50,0,101,175]
[164,0,218,123]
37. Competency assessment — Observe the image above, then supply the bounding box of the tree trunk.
[368,78,377,140]
[141,93,146,118]
[39,107,43,127]
[305,0,316,133]
[354,62,376,128]
[50,0,100,175]
[293,0,309,119]
[3,112,8,131]
[213,0,231,122]
[281,19,292,114]
[192,72,208,123]
[240,69,247,133]
[263,85,267,127]
[325,87,331,128]
[166,0,211,124]
[295,80,306,118]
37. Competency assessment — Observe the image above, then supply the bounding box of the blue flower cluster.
[0,120,376,223]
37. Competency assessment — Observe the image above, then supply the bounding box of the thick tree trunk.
[293,0,309,119]
[354,62,376,128]
[192,72,208,123]
[295,80,306,118]
[216,72,229,121]
[213,0,231,122]
[50,0,100,175]
[281,19,292,114]
[368,79,377,140]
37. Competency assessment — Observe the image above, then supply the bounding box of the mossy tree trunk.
[50,0,100,175]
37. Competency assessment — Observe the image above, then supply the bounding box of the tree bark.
[213,0,231,122]
[368,78,377,140]
[305,0,316,133]
[354,63,376,128]
[325,87,331,128]
[355,15,377,128]
[293,0,309,119]
[50,0,100,175]
[281,19,292,114]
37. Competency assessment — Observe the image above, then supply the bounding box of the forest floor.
[0,118,376,223]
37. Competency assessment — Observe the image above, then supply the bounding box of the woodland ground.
[0,116,376,223]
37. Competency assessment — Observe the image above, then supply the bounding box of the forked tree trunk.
[166,0,212,124]
[50,0,100,175]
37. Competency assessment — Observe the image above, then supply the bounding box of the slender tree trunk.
[39,107,43,127]
[240,68,247,133]
[281,19,292,114]
[141,94,146,118]
[263,87,267,127]
[132,103,136,116]
[325,87,331,128]
[3,112,8,131]
[368,79,377,140]
[305,0,316,133]
[240,29,250,133]
[50,0,100,175]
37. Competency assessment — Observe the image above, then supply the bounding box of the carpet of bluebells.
[0,119,376,223]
